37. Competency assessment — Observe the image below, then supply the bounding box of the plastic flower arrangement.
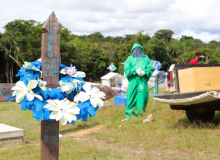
[108,63,117,72]
[7,59,106,125]
[152,60,161,70]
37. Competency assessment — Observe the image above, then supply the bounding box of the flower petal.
[60,116,67,125]
[95,97,103,108]
[16,81,26,89]
[44,104,59,111]
[90,98,98,108]
[49,111,58,120]
[76,71,86,78]
[27,94,35,101]
[12,90,23,96]
[35,95,43,101]
[27,80,38,89]
[95,91,106,99]
[60,69,67,75]
[11,86,24,91]
[68,108,80,115]
[83,83,91,93]
[74,92,88,102]
[46,100,57,106]
[64,112,75,123]
[68,102,77,109]
[91,87,100,95]
[16,92,26,103]
[56,112,63,121]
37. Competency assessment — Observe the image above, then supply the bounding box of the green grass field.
[1,94,220,160]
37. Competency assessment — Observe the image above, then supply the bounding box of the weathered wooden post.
[40,11,60,160]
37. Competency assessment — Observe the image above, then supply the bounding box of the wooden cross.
[0,11,117,160]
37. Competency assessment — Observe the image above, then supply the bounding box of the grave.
[0,123,24,146]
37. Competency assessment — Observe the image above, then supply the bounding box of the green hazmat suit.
[124,43,154,118]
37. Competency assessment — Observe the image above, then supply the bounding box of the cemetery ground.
[1,89,220,160]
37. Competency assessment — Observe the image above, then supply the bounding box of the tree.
[153,29,174,42]
[180,35,193,41]
[0,20,44,82]
[178,48,220,64]
[197,48,219,64]
[86,32,104,43]
[145,38,171,70]
[177,51,194,64]
[135,31,151,45]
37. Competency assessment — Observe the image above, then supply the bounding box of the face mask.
[133,47,143,57]
[198,57,203,61]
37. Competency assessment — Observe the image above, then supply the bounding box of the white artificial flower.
[44,98,80,125]
[11,80,43,103]
[74,83,106,108]
[73,71,86,78]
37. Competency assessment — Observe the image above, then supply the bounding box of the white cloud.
[122,0,175,13]
[0,0,220,42]
[173,29,220,42]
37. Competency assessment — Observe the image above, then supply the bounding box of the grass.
[1,90,220,159]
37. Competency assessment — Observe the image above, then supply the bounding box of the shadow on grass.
[170,116,220,129]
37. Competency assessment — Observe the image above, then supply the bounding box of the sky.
[1,0,220,43]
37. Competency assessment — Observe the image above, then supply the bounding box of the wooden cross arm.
[0,83,117,102]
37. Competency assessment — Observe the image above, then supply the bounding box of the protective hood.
[131,43,144,53]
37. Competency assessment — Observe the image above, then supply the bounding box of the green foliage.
[145,38,171,69]
[1,19,220,82]
[178,51,195,64]
[196,48,220,64]
[180,35,194,41]
[153,29,174,42]
[0,20,43,64]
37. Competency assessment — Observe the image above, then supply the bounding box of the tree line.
[0,20,220,83]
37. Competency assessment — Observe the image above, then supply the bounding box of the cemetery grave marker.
[0,11,117,160]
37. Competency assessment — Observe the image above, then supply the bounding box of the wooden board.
[0,83,14,102]
[0,83,116,102]
[41,11,60,160]
[178,67,220,93]
[41,121,59,160]
[0,123,24,145]
[41,11,61,86]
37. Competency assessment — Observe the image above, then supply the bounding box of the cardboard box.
[178,67,220,93]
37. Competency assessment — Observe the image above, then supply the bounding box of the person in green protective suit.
[124,43,154,119]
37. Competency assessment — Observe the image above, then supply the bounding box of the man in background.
[189,51,204,64]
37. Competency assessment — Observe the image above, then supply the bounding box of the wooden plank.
[41,11,60,160]
[175,63,220,70]
[41,121,59,160]
[0,137,24,145]
[41,11,61,86]
[0,83,15,102]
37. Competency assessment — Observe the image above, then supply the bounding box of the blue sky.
[1,0,220,42]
